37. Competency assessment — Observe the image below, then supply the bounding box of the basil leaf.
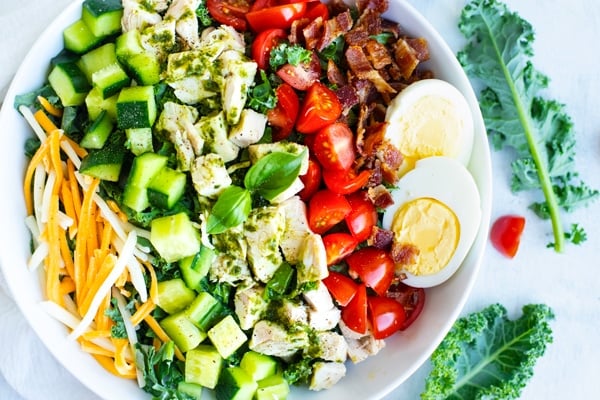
[206,186,252,234]
[244,150,307,201]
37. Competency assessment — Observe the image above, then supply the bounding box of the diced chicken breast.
[170,130,195,171]
[196,111,239,162]
[269,177,305,204]
[278,196,311,264]
[338,320,386,363]
[297,233,328,283]
[228,109,267,148]
[190,154,232,198]
[309,362,346,391]
[249,320,308,358]
[209,253,252,285]
[212,225,247,261]
[155,102,201,168]
[219,50,258,125]
[244,206,286,283]
[308,307,341,331]
[200,25,246,57]
[303,281,334,312]
[277,299,308,325]
[122,0,163,32]
[140,17,177,57]
[166,0,202,49]
[314,331,348,362]
[169,75,218,105]
[234,285,268,330]
[248,142,309,175]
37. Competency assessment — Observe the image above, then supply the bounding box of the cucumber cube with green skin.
[122,152,167,211]
[148,167,187,209]
[125,128,153,155]
[177,382,203,400]
[185,291,222,331]
[126,53,161,86]
[240,351,278,381]
[156,278,196,314]
[255,374,290,400]
[63,19,102,54]
[185,345,224,389]
[208,315,247,359]
[115,29,144,61]
[85,86,118,121]
[117,85,157,129]
[159,311,206,353]
[77,42,118,82]
[92,63,130,99]
[79,134,125,181]
[179,246,216,292]
[82,0,123,37]
[48,61,91,107]
[150,213,201,263]
[215,367,258,400]
[80,110,113,149]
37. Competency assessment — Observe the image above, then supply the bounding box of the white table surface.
[1,0,599,399]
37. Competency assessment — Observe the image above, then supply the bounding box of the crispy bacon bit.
[355,9,382,36]
[317,10,353,51]
[367,184,395,209]
[344,27,370,46]
[391,242,419,267]
[406,38,430,62]
[346,46,396,94]
[365,39,393,70]
[335,85,359,114]
[357,0,389,15]
[328,0,351,16]
[289,18,310,45]
[303,17,324,50]
[393,37,421,80]
[327,59,347,87]
[368,226,395,249]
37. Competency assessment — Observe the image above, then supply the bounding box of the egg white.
[384,78,475,171]
[381,156,481,288]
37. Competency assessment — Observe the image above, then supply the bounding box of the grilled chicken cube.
[234,285,268,330]
[196,111,239,163]
[249,320,308,358]
[228,109,267,148]
[244,206,286,283]
[190,154,232,198]
[309,362,346,391]
[279,196,311,264]
[313,331,348,362]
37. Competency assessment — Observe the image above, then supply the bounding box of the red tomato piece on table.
[345,191,378,242]
[308,189,351,234]
[312,122,355,171]
[490,215,525,258]
[296,82,342,133]
[298,157,322,201]
[276,52,321,91]
[267,83,299,141]
[246,3,307,32]
[342,283,368,334]
[207,0,250,31]
[387,283,426,331]
[368,296,406,339]
[252,28,287,70]
[346,247,395,296]
[322,168,371,195]
[322,232,358,265]
[322,271,358,307]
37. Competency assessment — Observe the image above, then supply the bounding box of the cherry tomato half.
[246,3,307,32]
[490,215,526,258]
[346,247,395,297]
[252,28,287,70]
[276,51,322,91]
[267,83,299,141]
[306,1,329,21]
[312,122,355,171]
[249,0,278,12]
[345,191,378,242]
[322,271,358,307]
[342,283,368,334]
[207,0,250,31]
[387,283,426,331]
[296,82,342,133]
[298,157,322,201]
[368,296,406,339]
[322,168,371,195]
[308,189,351,234]
[322,232,358,265]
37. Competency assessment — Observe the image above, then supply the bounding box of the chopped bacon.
[368,226,395,249]
[344,27,370,46]
[317,10,353,51]
[303,17,324,50]
[336,85,359,115]
[327,60,347,87]
[406,37,430,62]
[393,37,421,80]
[367,184,395,209]
[346,46,396,94]
[357,0,389,14]
[390,242,419,267]
[365,39,392,70]
[328,0,351,16]
[355,9,382,36]
[289,18,310,46]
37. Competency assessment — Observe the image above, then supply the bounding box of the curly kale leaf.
[458,0,598,251]
[422,304,554,400]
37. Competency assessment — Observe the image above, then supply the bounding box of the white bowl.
[0,1,492,399]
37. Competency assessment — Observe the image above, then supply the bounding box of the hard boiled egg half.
[384,78,474,177]
[381,156,481,288]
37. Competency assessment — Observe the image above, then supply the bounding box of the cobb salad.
[16,0,482,398]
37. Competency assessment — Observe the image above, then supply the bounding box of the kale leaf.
[269,42,312,70]
[422,304,554,400]
[458,0,598,251]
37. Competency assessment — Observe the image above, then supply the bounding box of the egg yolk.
[390,197,460,276]
[391,95,465,174]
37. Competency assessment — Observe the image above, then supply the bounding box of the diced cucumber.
[177,382,203,400]
[116,85,157,129]
[207,315,247,359]
[147,167,187,209]
[80,110,113,149]
[185,291,222,331]
[215,366,258,400]
[79,133,125,181]
[179,246,216,292]
[48,61,91,107]
[255,374,290,400]
[81,0,123,37]
[156,278,197,314]
[125,128,154,156]
[126,53,161,86]
[85,86,118,121]
[240,351,278,381]
[160,311,206,353]
[115,29,144,62]
[77,42,118,82]
[92,63,130,99]
[63,19,102,54]
[122,152,167,211]
[185,344,224,389]
[150,212,201,262]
